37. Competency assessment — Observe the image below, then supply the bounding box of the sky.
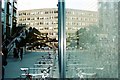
[17,0,98,11]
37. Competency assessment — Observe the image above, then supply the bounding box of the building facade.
[17,8,98,40]
[2,0,17,43]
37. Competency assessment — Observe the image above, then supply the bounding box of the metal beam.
[58,0,66,79]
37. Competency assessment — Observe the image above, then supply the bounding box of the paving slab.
[4,52,48,78]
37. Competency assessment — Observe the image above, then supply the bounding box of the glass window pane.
[66,0,118,78]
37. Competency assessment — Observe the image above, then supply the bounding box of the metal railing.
[4,26,27,55]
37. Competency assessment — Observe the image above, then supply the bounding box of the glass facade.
[2,0,4,8]
[3,0,119,79]
[65,0,118,78]
[2,11,4,22]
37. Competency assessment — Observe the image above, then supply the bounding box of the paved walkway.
[4,52,49,78]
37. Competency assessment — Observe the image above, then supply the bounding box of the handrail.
[5,27,27,55]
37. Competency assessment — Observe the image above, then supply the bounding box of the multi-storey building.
[2,0,17,42]
[17,8,98,40]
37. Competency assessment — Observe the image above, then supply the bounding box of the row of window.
[19,16,58,21]
[19,17,96,23]
[19,11,96,17]
[33,27,58,31]
[39,28,58,31]
[19,21,94,26]
[66,17,97,22]
[37,32,57,36]
[66,11,97,17]
[66,22,95,26]
[18,22,94,26]
[19,10,58,16]
[19,22,58,26]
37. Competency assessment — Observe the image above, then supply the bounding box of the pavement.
[4,51,56,78]
[4,49,118,79]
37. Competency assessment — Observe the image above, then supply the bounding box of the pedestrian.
[2,46,8,60]
[1,52,7,80]
[20,47,23,60]
[13,48,19,59]
[13,48,17,58]
[16,48,19,59]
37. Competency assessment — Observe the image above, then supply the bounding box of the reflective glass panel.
[66,0,118,78]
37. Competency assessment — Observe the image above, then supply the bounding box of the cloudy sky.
[17,0,98,11]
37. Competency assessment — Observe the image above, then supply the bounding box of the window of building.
[19,19,22,21]
[19,13,22,16]
[41,12,43,14]
[49,33,53,35]
[31,18,34,20]
[22,18,26,21]
[31,12,35,15]
[9,5,12,14]
[13,12,16,17]
[45,27,49,30]
[45,11,48,14]
[81,13,84,15]
[54,16,58,19]
[54,10,58,13]
[85,18,87,21]
[54,27,58,30]
[2,12,4,22]
[2,0,4,8]
[26,23,30,25]
[23,13,26,15]
[46,23,49,25]
[31,23,34,26]
[73,11,75,15]
[40,22,43,25]
[37,17,39,20]
[82,23,85,26]
[27,18,30,20]
[9,16,12,25]
[22,23,26,25]
[39,17,44,20]
[81,18,83,21]
[49,27,53,30]
[27,13,30,15]
[36,22,39,25]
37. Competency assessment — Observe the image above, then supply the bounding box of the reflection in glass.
[66,0,118,78]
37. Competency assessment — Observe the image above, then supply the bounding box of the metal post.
[58,0,66,79]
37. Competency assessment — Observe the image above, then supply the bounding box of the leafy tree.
[76,25,99,49]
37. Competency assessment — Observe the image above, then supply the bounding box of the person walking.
[2,46,8,60]
[13,47,19,59]
[16,48,19,59]
[13,48,17,58]
[1,52,7,80]
[20,47,23,60]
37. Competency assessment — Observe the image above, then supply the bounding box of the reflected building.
[98,0,119,78]
[17,9,98,40]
